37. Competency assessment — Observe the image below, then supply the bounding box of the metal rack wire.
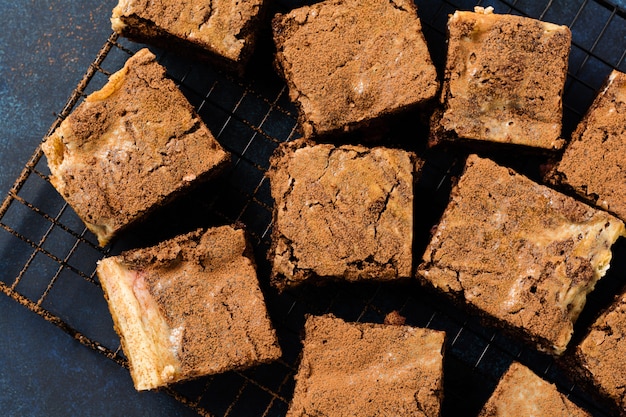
[1,0,625,416]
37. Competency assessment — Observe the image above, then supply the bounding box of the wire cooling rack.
[1,0,626,416]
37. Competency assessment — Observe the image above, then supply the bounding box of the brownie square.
[287,314,445,416]
[574,288,626,413]
[96,226,282,391]
[268,139,417,290]
[430,6,571,150]
[42,49,230,246]
[417,155,625,355]
[272,0,438,138]
[478,362,591,417]
[547,70,626,222]
[111,0,268,72]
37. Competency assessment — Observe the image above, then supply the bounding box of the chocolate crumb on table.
[287,314,445,417]
[478,362,592,417]
[573,288,626,414]
[272,0,438,139]
[111,0,268,73]
[96,226,282,391]
[417,154,625,355]
[384,310,407,326]
[42,49,230,246]
[546,70,626,223]
[430,6,571,150]
[268,139,417,291]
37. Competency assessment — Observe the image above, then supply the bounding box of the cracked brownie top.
[272,0,438,138]
[288,314,445,417]
[478,362,592,417]
[417,154,625,355]
[97,226,281,390]
[111,0,267,71]
[42,49,229,246]
[575,288,626,412]
[268,139,418,290]
[430,6,571,150]
[547,70,626,223]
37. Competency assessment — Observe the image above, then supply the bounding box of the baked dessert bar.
[272,0,438,138]
[430,6,571,150]
[42,49,229,246]
[268,139,417,291]
[96,226,282,391]
[287,314,445,417]
[478,362,592,417]
[111,0,268,72]
[573,287,626,413]
[547,70,626,222]
[417,155,625,355]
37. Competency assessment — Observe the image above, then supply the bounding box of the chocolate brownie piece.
[272,0,438,139]
[268,139,417,291]
[96,226,282,391]
[417,155,625,355]
[478,362,592,417]
[430,6,571,150]
[573,288,626,413]
[42,49,229,246]
[111,0,268,73]
[547,70,626,222]
[287,314,445,417]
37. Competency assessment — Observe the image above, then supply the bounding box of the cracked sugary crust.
[417,155,625,355]
[272,0,438,138]
[573,289,626,414]
[287,314,445,417]
[42,49,229,246]
[111,0,268,73]
[546,70,626,223]
[268,139,417,291]
[478,362,592,417]
[430,8,570,150]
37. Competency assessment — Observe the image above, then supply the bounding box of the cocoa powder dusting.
[418,155,624,355]
[576,290,626,412]
[42,49,229,245]
[288,315,444,416]
[549,70,626,223]
[120,226,281,378]
[478,362,592,416]
[112,0,266,65]
[268,139,415,290]
[272,0,438,138]
[433,10,571,149]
